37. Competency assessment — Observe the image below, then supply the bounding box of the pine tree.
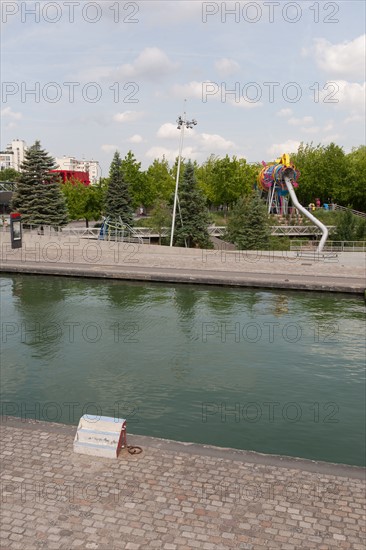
[174,161,212,248]
[104,151,134,226]
[11,140,68,227]
[226,193,271,249]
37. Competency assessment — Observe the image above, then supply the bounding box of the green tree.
[62,180,103,227]
[11,140,68,227]
[355,218,366,240]
[146,200,171,245]
[0,168,20,181]
[196,154,257,209]
[226,193,271,250]
[120,150,150,208]
[334,208,358,241]
[104,151,134,225]
[344,146,366,211]
[173,161,212,249]
[291,142,349,206]
[145,157,175,204]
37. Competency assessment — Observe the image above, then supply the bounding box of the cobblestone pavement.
[1,419,365,549]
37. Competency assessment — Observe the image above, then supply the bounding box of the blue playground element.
[99,218,109,240]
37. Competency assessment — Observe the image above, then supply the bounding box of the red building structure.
[50,170,90,186]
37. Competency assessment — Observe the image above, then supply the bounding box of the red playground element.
[50,170,90,186]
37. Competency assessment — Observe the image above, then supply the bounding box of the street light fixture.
[169,110,197,247]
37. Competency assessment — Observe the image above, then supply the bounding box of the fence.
[290,240,366,253]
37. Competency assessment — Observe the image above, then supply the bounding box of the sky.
[1,0,365,176]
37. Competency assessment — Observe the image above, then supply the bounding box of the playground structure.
[258,154,329,253]
[98,216,143,243]
[258,153,300,216]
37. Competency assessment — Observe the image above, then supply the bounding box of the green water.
[1,274,365,466]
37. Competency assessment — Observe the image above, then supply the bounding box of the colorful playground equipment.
[258,154,329,253]
[258,153,300,216]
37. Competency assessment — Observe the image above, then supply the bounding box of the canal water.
[1,274,365,466]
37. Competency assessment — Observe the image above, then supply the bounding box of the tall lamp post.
[169,111,197,247]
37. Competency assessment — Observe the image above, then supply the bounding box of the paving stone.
[0,419,365,550]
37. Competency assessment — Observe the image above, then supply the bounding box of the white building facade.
[0,139,27,172]
[0,140,101,184]
[55,156,101,184]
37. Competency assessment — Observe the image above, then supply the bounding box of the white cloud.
[115,47,178,81]
[171,81,263,108]
[288,116,314,126]
[310,35,366,79]
[320,80,366,110]
[171,81,206,99]
[1,107,22,120]
[300,126,320,134]
[128,134,143,144]
[77,66,112,82]
[267,140,301,158]
[276,108,293,117]
[215,57,240,76]
[298,120,334,135]
[101,144,118,153]
[157,123,182,139]
[145,146,197,163]
[113,111,145,123]
[229,98,263,109]
[321,134,341,144]
[197,133,236,151]
[344,113,364,124]
[147,131,236,159]
[5,122,17,130]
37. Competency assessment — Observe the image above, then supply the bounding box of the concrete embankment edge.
[1,262,365,294]
[1,416,365,479]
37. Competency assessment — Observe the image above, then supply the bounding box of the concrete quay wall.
[1,234,365,294]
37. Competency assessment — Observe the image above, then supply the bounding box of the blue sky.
[1,1,365,175]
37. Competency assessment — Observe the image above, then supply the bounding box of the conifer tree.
[11,140,68,227]
[173,161,212,248]
[104,151,134,225]
[226,193,271,249]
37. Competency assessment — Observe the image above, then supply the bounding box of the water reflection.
[1,275,365,466]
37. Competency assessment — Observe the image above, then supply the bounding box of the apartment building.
[0,139,27,171]
[55,156,101,184]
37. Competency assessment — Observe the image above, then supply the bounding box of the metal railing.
[332,204,366,219]
[290,240,366,252]
[3,223,340,239]
[271,225,335,236]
